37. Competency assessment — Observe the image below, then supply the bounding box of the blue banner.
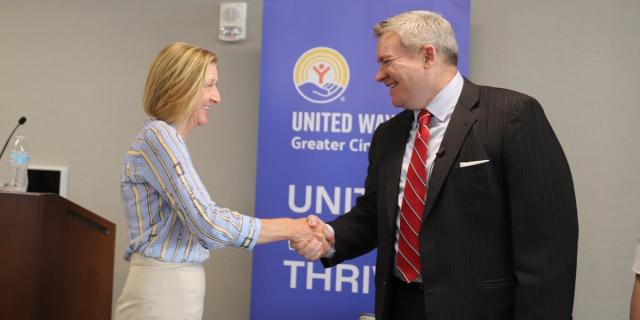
[251,1,469,319]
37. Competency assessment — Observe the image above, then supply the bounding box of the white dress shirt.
[393,71,464,281]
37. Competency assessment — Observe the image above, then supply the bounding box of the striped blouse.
[120,120,261,263]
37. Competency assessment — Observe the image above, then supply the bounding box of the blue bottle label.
[10,151,29,165]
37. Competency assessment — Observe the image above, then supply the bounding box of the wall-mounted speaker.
[219,2,247,42]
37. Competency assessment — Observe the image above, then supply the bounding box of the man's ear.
[421,45,436,68]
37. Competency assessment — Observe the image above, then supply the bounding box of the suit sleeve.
[322,125,383,267]
[503,97,578,319]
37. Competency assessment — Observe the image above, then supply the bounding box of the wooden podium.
[0,191,116,319]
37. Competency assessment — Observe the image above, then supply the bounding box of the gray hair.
[373,11,459,66]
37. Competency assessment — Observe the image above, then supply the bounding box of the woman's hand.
[289,215,334,261]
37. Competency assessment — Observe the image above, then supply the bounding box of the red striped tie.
[396,110,431,283]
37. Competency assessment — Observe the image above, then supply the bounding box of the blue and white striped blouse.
[120,120,261,263]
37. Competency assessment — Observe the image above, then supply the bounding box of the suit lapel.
[423,79,479,221]
[384,110,413,229]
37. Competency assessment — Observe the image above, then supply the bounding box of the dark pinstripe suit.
[322,79,578,319]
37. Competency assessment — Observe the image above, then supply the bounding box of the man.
[293,10,578,320]
[632,240,640,320]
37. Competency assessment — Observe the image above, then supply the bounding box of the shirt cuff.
[324,224,336,258]
[235,215,261,251]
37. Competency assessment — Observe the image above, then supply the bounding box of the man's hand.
[290,215,335,261]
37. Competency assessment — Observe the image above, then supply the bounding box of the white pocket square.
[459,160,490,168]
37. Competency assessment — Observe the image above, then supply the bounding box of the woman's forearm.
[256,216,327,246]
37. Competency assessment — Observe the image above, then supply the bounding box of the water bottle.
[8,136,29,192]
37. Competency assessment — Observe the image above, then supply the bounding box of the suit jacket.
[322,79,578,320]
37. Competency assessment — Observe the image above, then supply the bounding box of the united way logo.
[293,47,349,104]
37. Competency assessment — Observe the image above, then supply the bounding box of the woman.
[115,42,325,319]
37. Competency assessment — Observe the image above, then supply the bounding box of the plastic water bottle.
[8,136,29,192]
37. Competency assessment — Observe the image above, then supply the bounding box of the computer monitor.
[26,165,68,197]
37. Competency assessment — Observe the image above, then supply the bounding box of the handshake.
[288,215,335,261]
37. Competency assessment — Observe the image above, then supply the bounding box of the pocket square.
[459,160,489,168]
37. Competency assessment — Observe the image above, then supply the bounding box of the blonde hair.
[143,42,217,125]
[373,11,458,66]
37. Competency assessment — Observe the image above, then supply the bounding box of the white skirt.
[115,254,205,320]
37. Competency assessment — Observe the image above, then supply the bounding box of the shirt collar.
[413,71,464,123]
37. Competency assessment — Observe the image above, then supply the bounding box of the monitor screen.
[27,169,61,195]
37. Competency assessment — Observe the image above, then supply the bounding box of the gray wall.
[0,0,638,319]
